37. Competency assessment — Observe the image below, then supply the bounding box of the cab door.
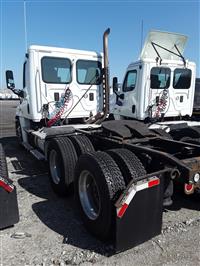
[118,66,140,118]
[170,68,193,116]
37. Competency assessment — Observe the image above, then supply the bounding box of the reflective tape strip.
[117,177,160,218]
[135,182,148,192]
[117,203,129,218]
[0,177,14,193]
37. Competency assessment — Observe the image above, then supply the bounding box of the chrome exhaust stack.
[94,28,110,124]
[103,28,110,116]
[87,28,110,125]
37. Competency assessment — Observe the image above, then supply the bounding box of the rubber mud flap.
[0,183,19,229]
[0,144,19,229]
[115,175,164,253]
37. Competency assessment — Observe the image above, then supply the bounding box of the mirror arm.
[9,87,24,97]
[113,90,120,96]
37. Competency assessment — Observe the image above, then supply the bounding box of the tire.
[151,128,173,139]
[0,144,9,180]
[106,148,146,185]
[47,137,77,196]
[180,136,200,145]
[163,178,173,207]
[70,135,94,156]
[74,151,126,240]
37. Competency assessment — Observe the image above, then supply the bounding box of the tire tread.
[107,148,146,184]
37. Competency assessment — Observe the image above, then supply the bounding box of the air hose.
[47,88,72,127]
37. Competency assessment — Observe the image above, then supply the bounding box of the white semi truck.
[112,30,200,194]
[5,29,200,252]
[113,31,196,120]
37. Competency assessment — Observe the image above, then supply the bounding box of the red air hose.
[47,88,71,127]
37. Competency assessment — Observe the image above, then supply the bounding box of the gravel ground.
[0,100,200,266]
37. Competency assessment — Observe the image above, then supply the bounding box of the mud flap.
[115,175,164,253]
[0,176,19,229]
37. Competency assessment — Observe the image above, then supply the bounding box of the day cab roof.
[28,45,103,59]
[127,59,196,71]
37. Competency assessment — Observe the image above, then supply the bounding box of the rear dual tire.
[106,148,146,184]
[48,137,77,196]
[47,135,94,196]
[75,151,126,240]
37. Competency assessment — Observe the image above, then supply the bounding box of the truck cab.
[8,45,103,126]
[113,30,196,121]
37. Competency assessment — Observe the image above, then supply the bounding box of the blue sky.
[0,0,199,89]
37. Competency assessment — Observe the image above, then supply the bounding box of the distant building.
[0,89,19,99]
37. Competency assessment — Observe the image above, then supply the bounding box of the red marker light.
[148,178,160,188]
[184,183,194,194]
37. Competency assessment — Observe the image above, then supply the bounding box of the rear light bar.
[184,183,194,195]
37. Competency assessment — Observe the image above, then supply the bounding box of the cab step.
[22,142,45,160]
[30,149,45,161]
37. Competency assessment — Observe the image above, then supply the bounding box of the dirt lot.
[0,100,200,266]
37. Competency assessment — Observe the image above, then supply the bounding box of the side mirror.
[6,70,15,90]
[112,77,119,93]
[5,70,24,98]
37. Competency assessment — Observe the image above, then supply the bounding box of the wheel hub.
[49,149,61,185]
[78,170,101,220]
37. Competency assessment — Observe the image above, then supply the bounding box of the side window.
[41,57,71,84]
[123,70,137,92]
[76,60,102,85]
[173,68,191,89]
[150,67,171,89]
[23,61,27,88]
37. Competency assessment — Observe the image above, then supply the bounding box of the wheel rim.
[78,170,101,220]
[49,149,61,185]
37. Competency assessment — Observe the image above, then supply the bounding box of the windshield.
[41,57,71,84]
[76,60,102,85]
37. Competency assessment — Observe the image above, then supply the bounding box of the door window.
[150,67,171,89]
[41,57,71,84]
[123,70,137,92]
[76,60,102,85]
[173,68,191,89]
